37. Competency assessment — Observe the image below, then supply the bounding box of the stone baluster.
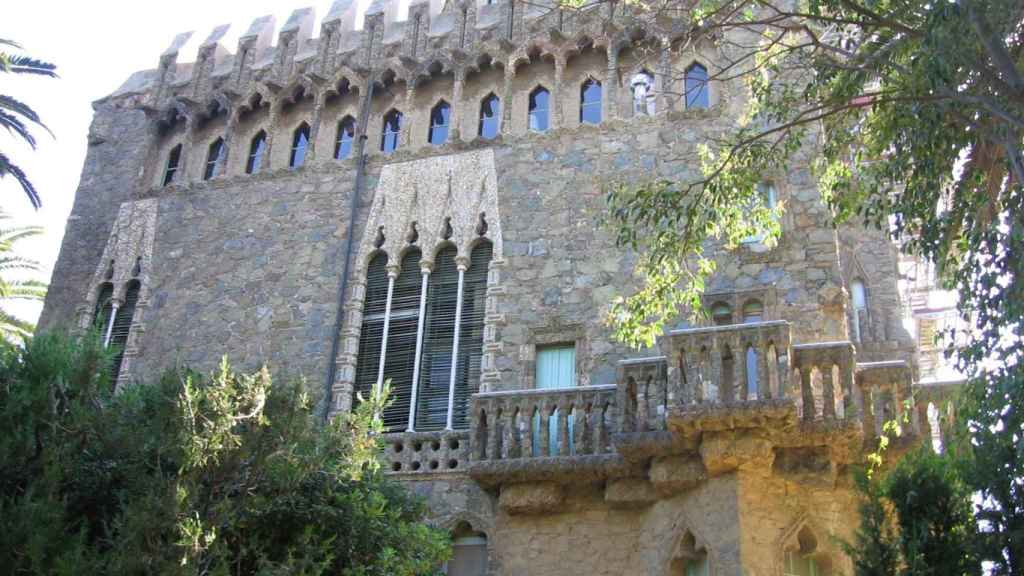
[821,361,837,419]
[710,339,724,402]
[539,401,552,457]
[757,336,771,399]
[486,401,500,460]
[637,377,649,432]
[573,405,584,454]
[557,399,570,456]
[502,406,516,459]
[521,404,534,457]
[593,404,605,454]
[731,334,744,403]
[800,365,814,421]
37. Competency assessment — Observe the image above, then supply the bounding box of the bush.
[0,331,449,575]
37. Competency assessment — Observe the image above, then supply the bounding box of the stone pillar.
[403,83,417,149]
[605,46,619,121]
[451,67,466,141]
[553,54,566,127]
[307,89,327,163]
[821,361,836,419]
[757,336,771,399]
[502,64,515,132]
[657,37,673,114]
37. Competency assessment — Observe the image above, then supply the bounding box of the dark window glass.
[428,101,450,145]
[162,144,181,186]
[110,280,140,384]
[335,116,355,160]
[685,63,710,109]
[290,123,310,168]
[711,302,733,326]
[580,79,602,124]
[381,110,403,154]
[246,131,267,174]
[203,138,225,180]
[479,94,501,139]
[528,87,550,132]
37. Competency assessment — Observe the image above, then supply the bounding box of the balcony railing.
[469,385,617,462]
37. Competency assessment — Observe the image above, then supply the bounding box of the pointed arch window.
[631,71,656,116]
[354,237,493,432]
[162,144,182,186]
[290,122,310,168]
[335,116,356,160]
[246,130,267,174]
[204,138,225,180]
[743,182,779,243]
[580,78,602,124]
[479,94,501,139]
[381,110,403,154]
[851,279,867,342]
[110,280,140,383]
[429,101,451,145]
[446,525,489,575]
[528,87,550,132]
[685,63,710,109]
[92,283,114,333]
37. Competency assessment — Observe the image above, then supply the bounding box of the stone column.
[821,360,837,419]
[403,83,417,149]
[757,336,770,399]
[604,46,619,121]
[553,54,566,127]
[502,64,515,132]
[307,89,327,163]
[451,67,466,141]
[657,37,673,114]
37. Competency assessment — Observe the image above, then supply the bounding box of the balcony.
[466,384,630,487]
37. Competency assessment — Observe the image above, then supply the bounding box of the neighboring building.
[40,1,957,573]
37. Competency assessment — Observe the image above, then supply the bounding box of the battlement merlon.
[97,0,690,111]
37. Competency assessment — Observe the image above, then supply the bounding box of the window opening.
[110,280,140,383]
[381,110,403,153]
[580,78,602,124]
[533,343,576,455]
[335,116,355,160]
[429,101,451,145]
[445,526,488,576]
[246,130,267,174]
[479,94,501,139]
[290,123,310,168]
[711,301,733,326]
[204,138,225,180]
[528,87,550,132]
[685,63,710,109]
[162,144,182,186]
[631,71,656,116]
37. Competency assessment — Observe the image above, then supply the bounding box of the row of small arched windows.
[160,63,711,186]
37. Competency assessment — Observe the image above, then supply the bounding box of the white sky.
[2,0,402,325]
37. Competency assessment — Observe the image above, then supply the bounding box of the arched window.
[354,253,390,419]
[580,78,602,124]
[446,524,488,575]
[335,116,355,160]
[110,280,140,383]
[743,182,779,243]
[290,122,310,168]
[528,86,550,132]
[784,527,829,576]
[92,282,114,333]
[417,246,459,431]
[851,278,867,343]
[381,109,403,153]
[246,130,267,174]
[479,94,501,139]
[743,300,764,323]
[711,301,733,326]
[670,531,709,576]
[203,138,225,180]
[685,62,710,109]
[746,344,759,400]
[429,101,451,145]
[630,70,656,116]
[162,144,182,186]
[452,241,492,429]
[377,250,424,429]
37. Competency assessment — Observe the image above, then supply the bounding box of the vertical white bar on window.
[103,304,119,348]
[375,275,397,398]
[407,269,430,431]
[445,265,467,430]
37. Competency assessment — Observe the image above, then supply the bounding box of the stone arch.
[234,87,272,121]
[650,512,716,576]
[777,516,838,576]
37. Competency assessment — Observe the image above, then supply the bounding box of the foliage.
[844,449,979,575]
[598,0,1023,569]
[0,210,46,339]
[0,38,56,209]
[0,331,450,575]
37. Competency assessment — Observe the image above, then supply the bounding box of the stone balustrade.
[665,321,793,406]
[382,430,470,475]
[618,356,669,434]
[792,341,858,425]
[469,385,617,462]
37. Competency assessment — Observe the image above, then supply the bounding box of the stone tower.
[40,1,958,573]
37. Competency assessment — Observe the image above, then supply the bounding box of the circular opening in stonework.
[411,461,422,471]
[431,440,441,451]
[429,460,439,470]
[447,459,458,469]
[394,442,404,453]
[413,441,423,452]
[449,438,460,450]
[392,462,402,472]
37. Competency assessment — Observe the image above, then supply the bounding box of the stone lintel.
[498,481,564,514]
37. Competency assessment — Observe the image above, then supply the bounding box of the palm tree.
[0,39,57,209]
[0,211,46,339]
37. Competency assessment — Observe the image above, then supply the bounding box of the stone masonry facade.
[40,1,956,574]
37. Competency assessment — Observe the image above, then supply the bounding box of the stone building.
[40,1,958,574]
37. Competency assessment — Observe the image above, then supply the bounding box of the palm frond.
[0,54,57,77]
[0,280,48,301]
[0,40,22,49]
[0,95,51,136]
[0,152,41,208]
[0,308,35,340]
